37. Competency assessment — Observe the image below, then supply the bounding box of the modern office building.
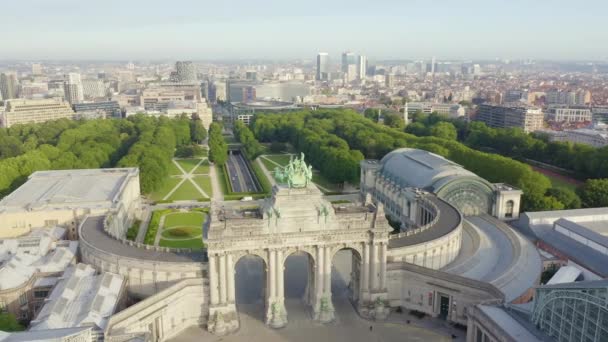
[546,106,592,122]
[73,101,121,118]
[228,100,299,125]
[0,72,18,100]
[63,73,84,104]
[139,89,186,111]
[1,98,76,128]
[227,81,256,103]
[357,55,367,80]
[254,82,311,102]
[82,79,107,99]
[175,61,197,83]
[316,52,330,81]
[341,51,356,73]
[476,104,544,132]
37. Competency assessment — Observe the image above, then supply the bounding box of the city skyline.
[3,0,608,61]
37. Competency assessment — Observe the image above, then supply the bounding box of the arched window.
[505,200,514,218]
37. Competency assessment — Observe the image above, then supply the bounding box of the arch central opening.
[283,251,315,319]
[234,254,267,323]
[331,248,362,310]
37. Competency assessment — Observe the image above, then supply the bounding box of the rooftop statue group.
[273,153,313,188]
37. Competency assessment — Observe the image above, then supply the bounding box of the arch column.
[207,252,239,335]
[312,245,335,323]
[265,249,287,328]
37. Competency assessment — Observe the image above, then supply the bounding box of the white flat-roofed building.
[405,102,465,118]
[29,263,126,341]
[545,107,592,122]
[476,104,544,133]
[2,99,76,128]
[0,228,78,322]
[517,207,608,279]
[544,128,608,148]
[0,168,141,240]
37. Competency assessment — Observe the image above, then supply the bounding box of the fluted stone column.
[219,254,227,304]
[227,253,235,303]
[269,249,287,328]
[379,243,387,290]
[370,243,378,291]
[209,254,219,306]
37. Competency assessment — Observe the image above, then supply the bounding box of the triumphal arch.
[206,154,391,334]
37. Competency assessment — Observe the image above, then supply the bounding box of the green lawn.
[159,238,204,249]
[158,211,206,249]
[264,154,292,167]
[193,160,210,174]
[164,212,205,227]
[161,226,202,239]
[176,158,202,173]
[167,181,203,201]
[168,162,183,175]
[312,172,341,193]
[260,157,280,172]
[149,177,182,201]
[546,174,579,192]
[193,175,213,197]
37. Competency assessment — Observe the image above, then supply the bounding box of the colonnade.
[207,241,389,335]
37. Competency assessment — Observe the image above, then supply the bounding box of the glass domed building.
[360,148,522,228]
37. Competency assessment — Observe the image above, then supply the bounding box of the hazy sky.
[3,0,608,61]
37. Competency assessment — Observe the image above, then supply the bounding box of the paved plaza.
[169,252,463,342]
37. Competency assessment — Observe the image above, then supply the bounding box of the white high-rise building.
[316,52,330,81]
[63,73,84,104]
[357,55,367,80]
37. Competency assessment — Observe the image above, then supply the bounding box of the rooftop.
[30,264,125,331]
[0,168,138,213]
[0,229,77,291]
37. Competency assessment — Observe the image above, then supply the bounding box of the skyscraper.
[175,61,197,83]
[63,73,84,104]
[316,52,329,81]
[357,55,367,80]
[0,73,18,100]
[341,51,356,73]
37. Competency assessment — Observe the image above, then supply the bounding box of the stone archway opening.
[234,254,267,323]
[283,251,315,319]
[331,248,362,309]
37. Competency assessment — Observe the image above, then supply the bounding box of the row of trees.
[208,122,228,166]
[400,112,608,208]
[233,121,265,160]
[251,109,570,211]
[0,114,203,198]
[252,112,363,184]
[405,111,608,181]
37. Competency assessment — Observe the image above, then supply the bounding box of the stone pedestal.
[208,305,239,335]
[266,300,288,328]
[312,295,335,323]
